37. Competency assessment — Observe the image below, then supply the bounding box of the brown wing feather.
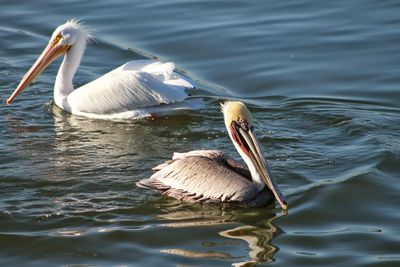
[137,153,259,204]
[222,157,252,181]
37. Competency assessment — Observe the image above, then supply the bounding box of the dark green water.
[1,1,400,266]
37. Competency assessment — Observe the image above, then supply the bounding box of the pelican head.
[6,19,91,105]
[221,101,287,210]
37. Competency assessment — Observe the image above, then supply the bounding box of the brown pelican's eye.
[238,117,250,132]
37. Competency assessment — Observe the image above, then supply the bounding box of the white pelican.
[6,19,196,119]
[137,101,288,210]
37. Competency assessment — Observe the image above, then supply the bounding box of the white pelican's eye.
[53,34,62,44]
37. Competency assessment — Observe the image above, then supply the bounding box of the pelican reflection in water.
[156,202,283,266]
[137,101,287,210]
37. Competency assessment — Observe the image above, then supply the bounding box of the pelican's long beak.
[6,41,70,105]
[231,122,288,210]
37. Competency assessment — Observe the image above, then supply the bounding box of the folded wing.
[137,151,259,204]
[68,60,195,114]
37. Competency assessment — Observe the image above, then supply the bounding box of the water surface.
[1,1,400,266]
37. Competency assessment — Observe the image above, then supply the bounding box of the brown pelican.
[137,101,287,210]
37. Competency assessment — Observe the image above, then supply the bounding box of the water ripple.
[1,0,400,266]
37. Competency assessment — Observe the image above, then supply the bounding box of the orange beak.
[6,41,70,105]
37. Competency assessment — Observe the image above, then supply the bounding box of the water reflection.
[50,103,196,173]
[161,248,239,261]
[220,221,279,267]
[21,103,214,216]
[7,104,283,266]
[156,202,284,266]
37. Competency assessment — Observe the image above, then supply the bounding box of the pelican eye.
[238,117,250,131]
[53,34,62,44]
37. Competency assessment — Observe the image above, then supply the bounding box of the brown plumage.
[136,101,287,210]
[137,150,275,207]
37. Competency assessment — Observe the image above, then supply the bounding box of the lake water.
[1,1,400,266]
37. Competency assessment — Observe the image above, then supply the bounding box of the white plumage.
[7,19,198,120]
[67,60,196,119]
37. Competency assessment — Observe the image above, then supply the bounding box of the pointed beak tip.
[6,99,11,105]
[276,196,288,211]
[280,200,288,211]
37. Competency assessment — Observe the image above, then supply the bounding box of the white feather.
[172,150,223,160]
[47,21,197,119]
[68,65,189,113]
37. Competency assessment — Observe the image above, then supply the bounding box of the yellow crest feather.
[221,101,253,126]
